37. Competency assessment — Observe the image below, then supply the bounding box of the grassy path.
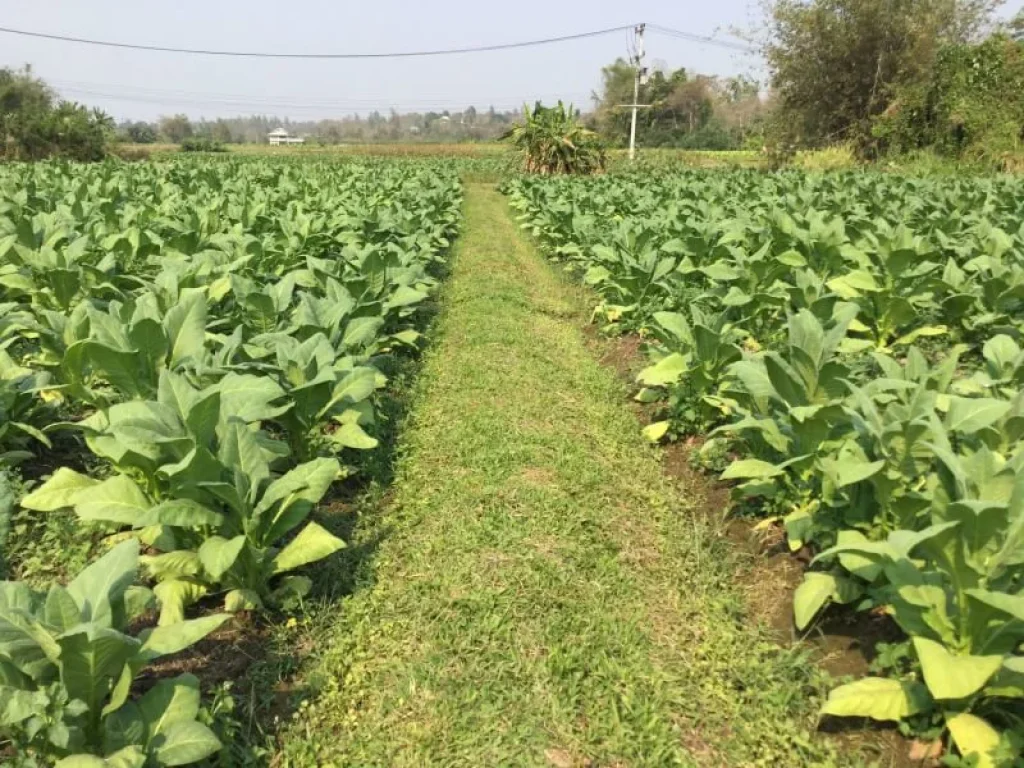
[278,185,844,767]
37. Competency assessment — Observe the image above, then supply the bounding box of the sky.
[0,0,1021,123]
[0,0,768,122]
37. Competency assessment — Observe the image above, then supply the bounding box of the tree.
[209,119,233,144]
[119,120,157,143]
[591,58,636,141]
[1007,8,1024,41]
[0,67,112,160]
[159,113,193,143]
[763,0,1001,153]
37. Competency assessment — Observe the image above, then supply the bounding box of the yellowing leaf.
[821,678,930,722]
[946,713,1000,768]
[913,637,1003,700]
[641,421,670,443]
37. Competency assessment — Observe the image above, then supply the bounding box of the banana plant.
[0,540,226,766]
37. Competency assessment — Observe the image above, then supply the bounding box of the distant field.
[113,141,764,169]
[230,142,510,158]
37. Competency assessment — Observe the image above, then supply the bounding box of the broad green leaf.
[793,571,862,630]
[0,686,48,725]
[137,674,201,736]
[836,530,883,582]
[831,458,885,488]
[256,458,340,515]
[67,539,139,626]
[652,311,691,342]
[143,499,222,529]
[58,627,140,714]
[163,289,208,367]
[43,585,82,632]
[216,373,287,424]
[272,522,345,574]
[198,536,246,580]
[82,343,146,398]
[139,614,230,660]
[983,334,1021,372]
[966,588,1024,623]
[341,316,385,350]
[74,475,151,526]
[384,285,427,309]
[827,270,879,299]
[152,720,222,766]
[721,459,783,480]
[945,396,1012,434]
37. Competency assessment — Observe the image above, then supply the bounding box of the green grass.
[275,184,854,767]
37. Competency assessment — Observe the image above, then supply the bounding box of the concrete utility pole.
[628,23,647,163]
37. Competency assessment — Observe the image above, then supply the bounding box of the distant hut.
[267,127,305,146]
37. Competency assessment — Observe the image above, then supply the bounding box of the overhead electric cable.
[49,78,593,110]
[647,24,756,53]
[0,24,638,59]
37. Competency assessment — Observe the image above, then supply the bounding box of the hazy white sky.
[0,0,1020,122]
[0,0,768,121]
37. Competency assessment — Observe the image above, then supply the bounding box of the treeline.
[0,67,113,161]
[119,107,524,146]
[764,0,1024,163]
[589,64,767,150]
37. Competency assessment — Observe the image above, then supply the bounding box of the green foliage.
[117,122,157,145]
[0,540,226,765]
[0,155,461,766]
[0,469,15,577]
[763,0,1000,154]
[505,166,1024,764]
[875,35,1024,164]
[590,60,765,150]
[179,138,227,153]
[0,157,460,622]
[506,102,605,175]
[0,67,113,162]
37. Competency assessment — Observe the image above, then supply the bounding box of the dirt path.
[276,184,849,767]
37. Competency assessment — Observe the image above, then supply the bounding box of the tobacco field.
[506,168,1024,765]
[0,157,460,766]
[2,153,1023,767]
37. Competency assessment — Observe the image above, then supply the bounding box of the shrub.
[0,68,112,161]
[180,137,228,153]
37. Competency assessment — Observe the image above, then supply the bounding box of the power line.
[55,86,591,115]
[48,78,593,110]
[647,24,756,53]
[0,24,637,59]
